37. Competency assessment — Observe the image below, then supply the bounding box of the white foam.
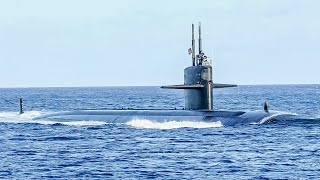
[0,111,45,121]
[259,112,285,124]
[59,121,108,126]
[0,111,108,126]
[126,119,223,129]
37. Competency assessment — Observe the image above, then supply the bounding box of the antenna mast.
[198,22,202,54]
[192,24,195,66]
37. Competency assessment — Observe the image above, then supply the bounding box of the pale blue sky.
[0,0,319,87]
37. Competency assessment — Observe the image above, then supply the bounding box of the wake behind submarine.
[32,23,286,126]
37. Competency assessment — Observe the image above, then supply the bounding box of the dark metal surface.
[184,66,213,110]
[19,98,24,114]
[35,109,286,126]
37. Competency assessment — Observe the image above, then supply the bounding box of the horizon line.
[0,83,319,89]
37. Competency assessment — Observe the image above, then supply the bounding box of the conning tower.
[161,23,236,111]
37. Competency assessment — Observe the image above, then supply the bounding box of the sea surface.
[0,85,319,179]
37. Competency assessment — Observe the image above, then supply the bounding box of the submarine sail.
[161,23,236,110]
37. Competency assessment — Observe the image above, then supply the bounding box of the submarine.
[33,23,286,126]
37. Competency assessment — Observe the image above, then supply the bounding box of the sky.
[0,0,319,87]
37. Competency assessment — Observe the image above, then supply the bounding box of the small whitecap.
[126,119,223,129]
[0,111,108,127]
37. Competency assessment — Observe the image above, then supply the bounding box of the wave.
[0,111,223,128]
[0,111,43,119]
[258,112,292,124]
[1,110,318,128]
[126,119,223,129]
[0,111,108,126]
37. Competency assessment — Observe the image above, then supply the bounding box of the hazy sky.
[0,0,319,87]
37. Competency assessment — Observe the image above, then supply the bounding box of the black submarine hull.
[30,24,287,126]
[35,109,286,126]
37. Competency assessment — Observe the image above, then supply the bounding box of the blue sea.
[0,85,319,179]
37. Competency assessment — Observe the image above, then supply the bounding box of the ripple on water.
[0,86,319,179]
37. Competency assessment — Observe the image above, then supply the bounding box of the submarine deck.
[35,109,284,126]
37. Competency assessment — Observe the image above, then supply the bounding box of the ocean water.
[0,85,319,179]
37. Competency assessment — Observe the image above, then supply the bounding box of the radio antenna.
[198,22,202,53]
[192,24,196,66]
